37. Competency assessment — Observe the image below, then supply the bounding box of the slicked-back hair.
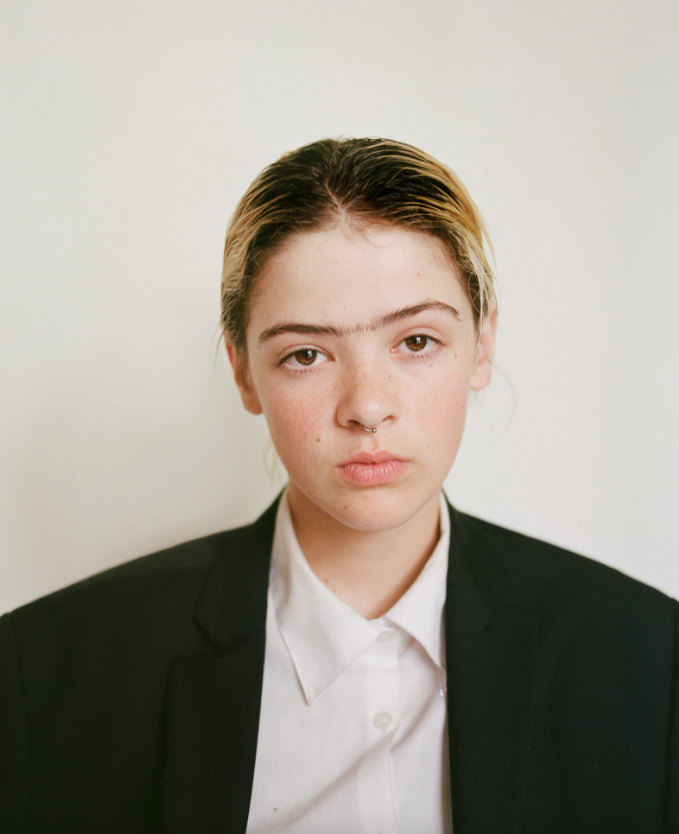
[221,137,495,353]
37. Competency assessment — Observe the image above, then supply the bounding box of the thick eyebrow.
[257,301,461,345]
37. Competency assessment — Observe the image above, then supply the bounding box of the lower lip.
[336,460,410,486]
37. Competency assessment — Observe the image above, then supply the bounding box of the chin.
[321,483,437,533]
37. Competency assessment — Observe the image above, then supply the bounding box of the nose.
[336,356,400,432]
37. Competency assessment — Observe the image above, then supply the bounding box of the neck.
[286,484,442,619]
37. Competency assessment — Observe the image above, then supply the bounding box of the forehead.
[247,225,472,337]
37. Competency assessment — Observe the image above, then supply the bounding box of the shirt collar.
[270,490,450,704]
[380,490,449,669]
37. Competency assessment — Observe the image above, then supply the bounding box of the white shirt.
[245,490,453,834]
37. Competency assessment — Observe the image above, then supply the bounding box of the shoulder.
[453,505,672,600]
[10,525,241,615]
[3,518,265,670]
[449,506,677,643]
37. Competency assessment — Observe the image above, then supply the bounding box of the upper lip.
[338,451,407,466]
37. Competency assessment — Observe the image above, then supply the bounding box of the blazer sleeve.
[0,613,28,834]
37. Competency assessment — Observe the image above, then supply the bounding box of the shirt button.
[373,712,392,730]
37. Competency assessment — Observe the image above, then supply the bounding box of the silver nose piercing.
[362,425,377,433]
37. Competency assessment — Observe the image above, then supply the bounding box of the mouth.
[336,451,410,487]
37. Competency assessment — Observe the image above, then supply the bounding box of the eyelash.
[279,334,442,372]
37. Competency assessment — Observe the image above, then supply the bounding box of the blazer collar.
[446,500,510,596]
[192,495,279,648]
[445,501,540,834]
[164,498,279,834]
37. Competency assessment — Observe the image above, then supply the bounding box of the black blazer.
[1,498,677,833]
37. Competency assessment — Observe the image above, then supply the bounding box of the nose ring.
[362,425,377,433]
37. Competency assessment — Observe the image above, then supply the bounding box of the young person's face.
[228,224,496,533]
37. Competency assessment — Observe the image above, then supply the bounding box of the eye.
[283,348,328,369]
[398,334,439,355]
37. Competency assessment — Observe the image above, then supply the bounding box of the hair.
[221,137,495,353]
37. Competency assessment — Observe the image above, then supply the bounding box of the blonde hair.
[221,137,495,352]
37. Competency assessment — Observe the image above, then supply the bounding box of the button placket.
[368,635,400,716]
[355,633,401,833]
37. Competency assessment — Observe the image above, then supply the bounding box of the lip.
[336,451,410,486]
[340,451,407,466]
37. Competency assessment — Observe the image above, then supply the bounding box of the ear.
[225,337,264,415]
[469,302,497,391]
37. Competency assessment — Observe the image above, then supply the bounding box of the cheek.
[258,382,329,461]
[411,364,472,452]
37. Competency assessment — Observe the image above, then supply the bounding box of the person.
[0,137,677,834]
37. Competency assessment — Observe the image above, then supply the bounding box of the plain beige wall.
[1,0,678,613]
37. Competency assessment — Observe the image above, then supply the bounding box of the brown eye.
[295,349,317,365]
[282,347,329,370]
[404,335,428,352]
[286,348,322,367]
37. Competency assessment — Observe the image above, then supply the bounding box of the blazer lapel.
[163,500,278,834]
[445,505,540,834]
